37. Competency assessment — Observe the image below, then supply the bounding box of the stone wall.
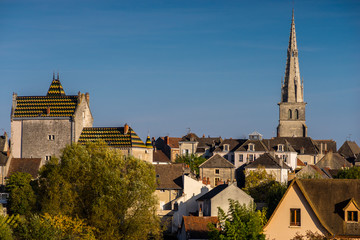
[199,167,235,188]
[278,102,307,137]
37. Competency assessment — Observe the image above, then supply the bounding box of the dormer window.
[248,144,255,152]
[278,144,284,152]
[224,144,229,152]
[343,198,360,223]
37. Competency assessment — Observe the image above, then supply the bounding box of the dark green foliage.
[6,172,36,216]
[36,141,161,240]
[335,166,360,179]
[209,199,267,240]
[0,214,19,240]
[175,154,206,176]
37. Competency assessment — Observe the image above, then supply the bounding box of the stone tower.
[277,10,307,137]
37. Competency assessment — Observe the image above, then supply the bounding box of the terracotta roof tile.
[182,216,218,239]
[7,158,42,178]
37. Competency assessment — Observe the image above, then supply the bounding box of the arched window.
[295,109,299,119]
[288,109,292,119]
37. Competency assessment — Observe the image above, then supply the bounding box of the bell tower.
[277,10,307,137]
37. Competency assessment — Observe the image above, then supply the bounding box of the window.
[48,135,55,140]
[45,156,51,161]
[239,154,243,162]
[156,174,160,178]
[248,144,254,152]
[182,149,189,155]
[278,144,284,152]
[224,144,229,151]
[295,109,299,119]
[347,211,358,222]
[215,169,220,175]
[248,154,254,162]
[215,177,220,186]
[290,209,301,226]
[288,109,292,119]
[160,190,165,193]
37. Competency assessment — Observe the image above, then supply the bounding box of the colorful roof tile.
[145,136,153,149]
[47,78,66,96]
[14,95,78,118]
[78,127,147,149]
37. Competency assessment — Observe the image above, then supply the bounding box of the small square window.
[290,209,301,226]
[215,169,220,175]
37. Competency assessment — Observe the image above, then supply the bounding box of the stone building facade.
[10,75,93,164]
[277,10,307,137]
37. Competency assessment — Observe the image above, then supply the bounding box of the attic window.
[224,144,229,151]
[248,144,255,152]
[278,144,284,152]
[343,198,360,223]
[347,211,358,222]
[290,208,301,226]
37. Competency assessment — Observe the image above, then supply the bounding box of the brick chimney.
[124,123,129,134]
[46,107,50,116]
[165,136,169,145]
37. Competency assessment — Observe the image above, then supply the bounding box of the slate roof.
[0,152,8,166]
[181,133,200,142]
[338,141,360,159]
[245,153,291,169]
[316,151,352,169]
[153,150,171,163]
[235,139,268,152]
[154,164,184,190]
[263,138,296,152]
[78,127,146,149]
[181,216,218,239]
[0,135,7,152]
[199,154,235,168]
[313,140,337,153]
[7,158,42,178]
[197,184,228,201]
[13,78,79,118]
[213,139,247,152]
[269,137,318,155]
[296,165,331,179]
[296,179,360,237]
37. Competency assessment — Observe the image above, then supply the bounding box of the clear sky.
[0,0,359,147]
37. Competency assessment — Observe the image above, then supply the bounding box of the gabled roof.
[181,133,199,142]
[7,158,42,178]
[313,140,337,153]
[78,127,146,149]
[0,152,8,166]
[296,165,331,179]
[153,150,170,163]
[245,153,291,169]
[265,179,360,237]
[269,137,318,155]
[47,78,66,96]
[235,139,268,152]
[181,216,218,239]
[154,164,184,190]
[316,151,352,169]
[199,154,234,168]
[196,184,228,201]
[213,139,247,152]
[263,138,296,152]
[160,137,182,148]
[0,135,7,152]
[338,141,360,159]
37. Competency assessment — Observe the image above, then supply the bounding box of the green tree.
[6,172,36,216]
[209,199,267,240]
[243,166,275,192]
[335,166,360,179]
[175,154,206,176]
[37,141,161,240]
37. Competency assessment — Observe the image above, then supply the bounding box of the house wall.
[155,189,181,210]
[10,120,22,158]
[131,148,153,163]
[246,168,289,183]
[179,142,198,156]
[170,149,180,162]
[172,176,211,232]
[199,167,235,187]
[208,184,253,217]
[298,154,318,165]
[73,95,93,142]
[234,151,266,168]
[264,183,328,240]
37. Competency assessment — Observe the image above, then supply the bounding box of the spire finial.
[53,71,55,80]
[57,72,59,80]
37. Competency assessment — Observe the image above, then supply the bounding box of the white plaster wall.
[10,120,22,158]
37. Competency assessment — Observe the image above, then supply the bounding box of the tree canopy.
[209,199,267,240]
[175,153,206,176]
[335,166,360,179]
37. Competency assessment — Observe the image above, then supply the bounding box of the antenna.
[186,128,191,134]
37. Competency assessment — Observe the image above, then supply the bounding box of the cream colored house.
[264,179,360,239]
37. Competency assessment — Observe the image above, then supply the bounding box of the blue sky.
[0,0,359,147]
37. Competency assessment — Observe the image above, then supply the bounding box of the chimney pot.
[165,136,169,145]
[124,123,129,134]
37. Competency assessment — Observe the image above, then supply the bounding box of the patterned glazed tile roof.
[78,127,147,149]
[14,95,78,118]
[145,136,153,149]
[47,79,66,96]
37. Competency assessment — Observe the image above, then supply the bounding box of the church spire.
[282,9,303,103]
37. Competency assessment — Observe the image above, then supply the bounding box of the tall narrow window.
[239,154,243,162]
[288,109,292,119]
[347,211,358,222]
[290,209,301,226]
[295,109,299,119]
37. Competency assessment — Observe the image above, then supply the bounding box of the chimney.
[300,147,305,154]
[199,205,203,217]
[165,136,169,145]
[77,91,81,104]
[202,134,205,138]
[124,123,129,134]
[7,148,10,157]
[85,92,90,105]
[46,107,50,116]
[320,143,323,154]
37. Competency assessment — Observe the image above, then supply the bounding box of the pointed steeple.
[282,9,303,103]
[47,72,66,96]
[145,135,153,149]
